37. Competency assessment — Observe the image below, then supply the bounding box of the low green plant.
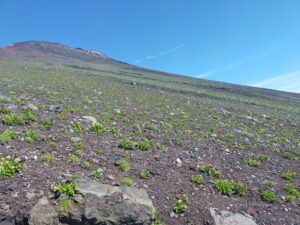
[285,195,296,202]
[40,119,53,126]
[2,114,24,125]
[119,160,131,172]
[0,156,22,177]
[91,170,102,178]
[0,130,18,144]
[58,199,73,214]
[191,175,204,184]
[121,177,135,186]
[281,171,296,180]
[25,130,41,143]
[0,106,11,114]
[261,191,277,203]
[138,139,153,151]
[200,165,221,177]
[140,170,151,179]
[214,179,247,196]
[119,138,134,150]
[283,152,298,160]
[174,194,189,214]
[284,184,300,198]
[153,209,165,225]
[72,121,84,133]
[258,154,269,161]
[90,123,106,135]
[41,154,55,163]
[81,160,91,168]
[69,155,80,164]
[22,110,36,122]
[246,159,261,167]
[54,180,79,197]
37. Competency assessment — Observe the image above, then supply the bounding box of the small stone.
[25,192,36,201]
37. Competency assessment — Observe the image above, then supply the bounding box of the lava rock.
[209,208,257,225]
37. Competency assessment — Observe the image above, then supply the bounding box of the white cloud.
[250,71,300,93]
[133,44,184,64]
[195,70,215,79]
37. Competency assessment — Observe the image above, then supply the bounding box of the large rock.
[77,179,155,225]
[28,197,59,225]
[28,180,154,225]
[210,208,257,225]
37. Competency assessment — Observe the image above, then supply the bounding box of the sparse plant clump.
[119,138,134,150]
[0,130,18,144]
[0,106,11,114]
[81,160,91,169]
[174,194,189,214]
[119,160,131,172]
[284,184,300,198]
[261,191,277,203]
[283,152,298,160]
[258,154,269,161]
[25,130,41,143]
[214,179,246,196]
[69,155,80,164]
[153,209,165,225]
[121,177,135,186]
[2,114,24,126]
[191,175,204,184]
[54,180,79,197]
[90,123,106,135]
[140,170,151,179]
[0,156,22,177]
[22,110,36,122]
[281,171,296,180]
[40,119,54,127]
[91,170,102,178]
[72,121,84,134]
[58,199,73,214]
[41,154,55,163]
[138,139,153,151]
[200,165,221,177]
[246,159,261,167]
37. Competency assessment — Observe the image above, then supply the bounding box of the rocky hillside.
[0,41,299,225]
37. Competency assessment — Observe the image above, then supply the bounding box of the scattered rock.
[28,197,59,225]
[25,192,36,201]
[82,116,97,124]
[48,105,63,113]
[209,208,257,225]
[26,103,39,111]
[70,137,81,143]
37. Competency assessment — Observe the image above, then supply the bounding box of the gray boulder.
[28,197,59,225]
[82,116,97,124]
[77,179,155,225]
[210,208,257,225]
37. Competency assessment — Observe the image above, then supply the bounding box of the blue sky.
[1,0,300,93]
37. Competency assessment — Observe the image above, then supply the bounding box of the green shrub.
[214,180,247,196]
[140,170,151,179]
[261,191,277,203]
[258,154,269,161]
[40,119,53,126]
[2,114,24,126]
[22,111,36,122]
[0,156,22,177]
[0,106,11,114]
[72,121,84,133]
[81,160,91,168]
[200,165,221,177]
[69,155,80,164]
[121,177,135,186]
[41,154,55,163]
[91,170,102,178]
[174,194,189,214]
[0,130,18,144]
[25,130,41,143]
[119,138,134,150]
[54,180,79,197]
[58,199,73,214]
[191,175,204,184]
[153,209,165,225]
[281,171,296,180]
[90,123,106,135]
[138,139,153,151]
[284,184,300,198]
[283,152,298,160]
[246,159,261,167]
[119,160,131,172]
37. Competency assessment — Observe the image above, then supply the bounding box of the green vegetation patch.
[0,156,22,177]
